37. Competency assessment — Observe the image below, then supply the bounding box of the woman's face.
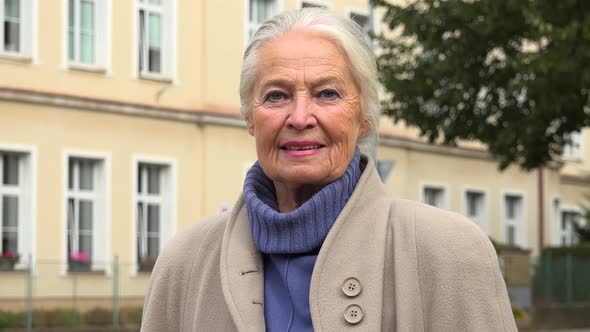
[247,30,367,188]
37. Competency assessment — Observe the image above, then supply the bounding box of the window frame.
[420,183,449,210]
[501,191,527,248]
[0,143,37,271]
[62,150,111,275]
[63,0,111,72]
[131,155,176,274]
[0,0,36,61]
[463,188,489,233]
[243,0,282,46]
[134,0,177,81]
[562,131,584,161]
[559,205,583,247]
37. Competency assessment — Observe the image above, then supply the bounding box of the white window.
[0,0,35,58]
[137,0,176,79]
[465,190,487,232]
[563,131,583,160]
[66,155,109,272]
[134,159,175,272]
[503,194,526,248]
[246,0,279,42]
[66,0,110,68]
[300,0,328,9]
[560,210,582,246]
[422,185,447,209]
[0,148,35,270]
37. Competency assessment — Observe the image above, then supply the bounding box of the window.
[301,0,328,9]
[423,186,447,209]
[1,153,19,257]
[504,194,526,247]
[134,159,175,272]
[563,131,583,160]
[0,0,34,57]
[246,0,278,42]
[0,148,34,270]
[137,0,175,78]
[68,0,95,64]
[66,155,108,272]
[560,210,582,246]
[465,190,486,231]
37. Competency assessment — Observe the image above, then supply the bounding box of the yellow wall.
[0,0,205,110]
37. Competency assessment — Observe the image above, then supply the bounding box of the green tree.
[376,0,590,170]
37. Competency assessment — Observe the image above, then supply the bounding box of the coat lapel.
[220,197,266,331]
[309,159,391,331]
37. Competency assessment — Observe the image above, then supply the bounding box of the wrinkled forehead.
[254,30,357,86]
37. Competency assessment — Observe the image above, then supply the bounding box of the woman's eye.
[265,91,287,102]
[318,89,340,100]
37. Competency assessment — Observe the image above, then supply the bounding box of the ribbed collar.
[243,149,362,254]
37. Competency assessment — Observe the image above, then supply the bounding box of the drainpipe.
[538,167,545,250]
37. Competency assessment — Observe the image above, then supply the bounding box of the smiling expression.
[246,30,367,192]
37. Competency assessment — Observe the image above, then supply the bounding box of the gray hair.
[239,9,379,153]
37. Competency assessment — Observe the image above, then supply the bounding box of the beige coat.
[141,158,517,331]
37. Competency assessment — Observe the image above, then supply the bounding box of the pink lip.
[280,141,325,157]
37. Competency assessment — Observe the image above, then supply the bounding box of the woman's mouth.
[280,142,325,156]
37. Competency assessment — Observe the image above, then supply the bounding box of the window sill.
[0,268,29,273]
[67,269,107,275]
[0,52,33,64]
[139,73,173,84]
[68,64,107,75]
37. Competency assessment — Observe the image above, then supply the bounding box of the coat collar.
[220,157,394,331]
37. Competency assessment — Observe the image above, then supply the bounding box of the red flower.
[3,251,16,259]
[69,251,90,263]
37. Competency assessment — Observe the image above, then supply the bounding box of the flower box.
[68,251,90,272]
[0,251,19,271]
[68,260,91,272]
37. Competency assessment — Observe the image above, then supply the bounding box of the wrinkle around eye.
[317,89,341,101]
[264,90,289,104]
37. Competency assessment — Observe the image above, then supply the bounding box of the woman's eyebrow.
[306,75,345,87]
[258,78,293,90]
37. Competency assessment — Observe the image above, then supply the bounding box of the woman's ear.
[246,111,255,136]
[359,116,370,137]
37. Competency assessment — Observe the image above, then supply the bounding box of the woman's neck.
[273,182,323,212]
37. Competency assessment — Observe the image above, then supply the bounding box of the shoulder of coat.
[389,197,494,260]
[156,213,228,269]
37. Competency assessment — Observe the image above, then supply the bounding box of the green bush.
[542,243,590,257]
[0,310,23,328]
[37,309,81,327]
[120,306,143,326]
[85,307,112,326]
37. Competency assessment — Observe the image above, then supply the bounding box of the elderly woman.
[141,9,516,332]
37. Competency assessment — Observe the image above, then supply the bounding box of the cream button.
[344,304,364,324]
[342,277,362,297]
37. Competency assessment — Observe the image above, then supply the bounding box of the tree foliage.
[376,0,590,170]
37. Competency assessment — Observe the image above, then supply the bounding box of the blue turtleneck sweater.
[243,149,362,332]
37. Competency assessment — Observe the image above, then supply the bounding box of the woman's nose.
[286,95,318,130]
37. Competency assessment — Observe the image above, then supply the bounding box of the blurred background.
[0,0,588,330]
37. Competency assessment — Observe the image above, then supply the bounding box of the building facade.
[0,0,587,310]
